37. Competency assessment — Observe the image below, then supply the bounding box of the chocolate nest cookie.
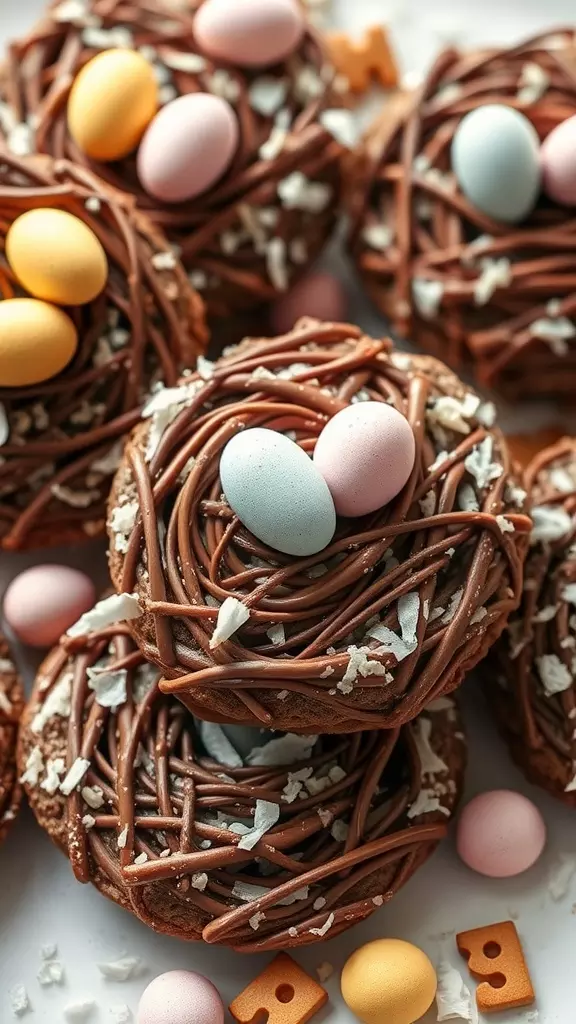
[1,0,348,317]
[107,320,530,733]
[491,437,576,806]
[348,28,576,402]
[19,621,466,950]
[0,151,205,551]
[0,638,24,844]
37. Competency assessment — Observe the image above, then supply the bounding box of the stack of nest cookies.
[19,319,534,950]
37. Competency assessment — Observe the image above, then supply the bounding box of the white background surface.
[1,2,575,1023]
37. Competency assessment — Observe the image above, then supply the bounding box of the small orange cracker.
[229,953,328,1024]
[326,26,399,93]
[506,427,565,469]
[456,920,535,1013]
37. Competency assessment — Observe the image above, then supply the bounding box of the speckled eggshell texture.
[137,970,225,1024]
[456,789,547,877]
[313,402,416,516]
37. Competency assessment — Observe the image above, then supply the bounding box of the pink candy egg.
[541,114,576,205]
[137,970,225,1024]
[194,0,305,68]
[137,93,238,204]
[313,402,416,517]
[3,565,96,648]
[456,790,546,878]
[270,270,348,335]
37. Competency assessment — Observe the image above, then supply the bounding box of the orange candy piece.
[457,920,535,1013]
[326,26,399,93]
[229,953,328,1024]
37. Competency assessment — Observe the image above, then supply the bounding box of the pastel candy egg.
[68,49,158,161]
[6,209,108,306]
[541,114,576,205]
[271,270,348,335]
[137,93,238,204]
[137,970,225,1024]
[456,789,546,878]
[0,298,77,387]
[3,566,96,647]
[452,104,541,223]
[341,938,437,1024]
[313,402,415,517]
[194,0,305,67]
[220,427,336,556]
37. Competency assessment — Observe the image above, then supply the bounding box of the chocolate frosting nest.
[19,624,466,950]
[108,320,531,733]
[491,437,576,805]
[0,150,206,550]
[348,28,576,401]
[0,638,24,843]
[1,0,345,317]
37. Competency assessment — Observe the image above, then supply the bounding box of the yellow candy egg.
[7,209,108,306]
[341,938,437,1024]
[67,49,158,161]
[0,299,78,387]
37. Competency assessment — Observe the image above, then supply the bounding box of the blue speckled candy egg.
[220,427,336,556]
[451,104,541,223]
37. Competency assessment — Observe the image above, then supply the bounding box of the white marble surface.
[1,1,575,1023]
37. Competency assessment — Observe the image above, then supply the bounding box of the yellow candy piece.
[68,48,158,161]
[341,938,437,1024]
[7,208,108,306]
[0,298,78,387]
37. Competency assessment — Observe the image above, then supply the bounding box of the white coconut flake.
[565,770,576,793]
[200,721,244,768]
[10,985,31,1016]
[60,757,91,795]
[436,961,477,1021]
[412,278,444,318]
[367,624,414,663]
[458,483,479,512]
[266,237,289,291]
[82,785,105,809]
[316,962,334,983]
[247,733,317,767]
[164,50,206,72]
[561,583,576,604]
[20,747,47,791]
[249,77,288,115]
[407,788,450,819]
[536,654,572,695]
[548,852,576,899]
[110,502,138,554]
[142,380,204,461]
[63,999,96,1022]
[340,645,389,693]
[518,61,550,104]
[398,593,420,649]
[210,597,250,649]
[414,718,448,776]
[82,814,96,830]
[237,800,280,851]
[319,109,356,147]
[530,316,575,356]
[532,605,558,623]
[7,122,34,156]
[331,819,349,842]
[362,222,393,251]
[464,437,503,490]
[116,825,129,850]
[249,912,267,931]
[427,395,476,434]
[51,483,100,508]
[441,589,464,625]
[191,872,208,891]
[196,355,215,381]
[67,593,142,637]
[531,505,573,544]
[109,1006,132,1023]
[31,674,73,733]
[496,515,515,534]
[96,957,144,982]
[151,250,177,271]
[266,623,285,645]
[309,912,335,937]
[38,960,65,986]
[278,172,332,213]
[550,467,576,493]
[87,668,127,709]
[473,258,512,305]
[41,757,66,795]
[419,491,436,517]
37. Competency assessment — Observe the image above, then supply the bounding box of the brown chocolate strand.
[348,29,576,401]
[108,321,530,732]
[0,638,23,844]
[0,150,206,550]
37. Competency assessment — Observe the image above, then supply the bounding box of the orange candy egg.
[0,298,78,387]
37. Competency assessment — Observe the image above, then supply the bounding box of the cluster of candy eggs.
[220,402,416,557]
[67,0,307,205]
[451,102,576,223]
[0,208,108,387]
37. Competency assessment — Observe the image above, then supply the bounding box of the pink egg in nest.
[456,789,546,878]
[194,0,305,68]
[270,270,348,335]
[540,114,576,206]
[137,970,225,1024]
[313,401,416,517]
[3,565,95,647]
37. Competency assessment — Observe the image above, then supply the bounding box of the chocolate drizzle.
[0,638,23,843]
[1,0,344,316]
[108,321,531,732]
[0,150,205,549]
[491,437,576,805]
[348,29,576,401]
[20,625,466,950]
